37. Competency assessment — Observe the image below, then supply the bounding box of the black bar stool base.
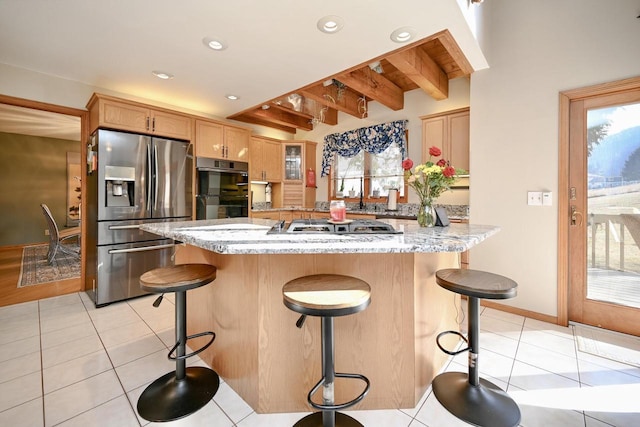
[137,366,220,422]
[432,372,521,427]
[294,411,363,427]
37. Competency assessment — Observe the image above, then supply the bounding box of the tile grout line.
[50,293,140,427]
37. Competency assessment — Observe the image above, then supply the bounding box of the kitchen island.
[141,218,498,413]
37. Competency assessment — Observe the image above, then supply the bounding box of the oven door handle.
[108,224,141,230]
[108,243,175,254]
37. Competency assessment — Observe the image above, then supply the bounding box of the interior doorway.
[559,77,640,336]
[0,94,87,307]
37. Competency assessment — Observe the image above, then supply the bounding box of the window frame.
[327,131,408,203]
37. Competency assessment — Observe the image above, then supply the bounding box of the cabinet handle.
[152,117,156,132]
[146,117,150,131]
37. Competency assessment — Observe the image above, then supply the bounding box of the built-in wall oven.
[196,158,249,220]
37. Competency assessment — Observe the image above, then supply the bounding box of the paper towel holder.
[387,188,398,211]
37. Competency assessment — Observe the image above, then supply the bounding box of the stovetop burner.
[267,219,402,235]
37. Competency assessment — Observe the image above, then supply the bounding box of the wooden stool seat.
[283,274,371,317]
[137,263,219,422]
[283,274,371,427]
[140,264,217,294]
[435,268,517,300]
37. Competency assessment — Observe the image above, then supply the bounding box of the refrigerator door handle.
[146,143,152,211]
[108,243,175,254]
[154,144,159,211]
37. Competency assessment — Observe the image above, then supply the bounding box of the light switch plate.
[527,191,543,206]
[542,192,552,206]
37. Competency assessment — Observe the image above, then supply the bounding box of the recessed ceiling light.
[317,15,344,34]
[202,37,228,51]
[152,71,174,80]
[226,94,239,100]
[390,27,416,43]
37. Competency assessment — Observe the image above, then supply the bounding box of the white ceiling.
[0,0,486,135]
[0,104,81,141]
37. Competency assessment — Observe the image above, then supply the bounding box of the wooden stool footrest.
[436,330,469,356]
[168,331,216,361]
[307,372,370,411]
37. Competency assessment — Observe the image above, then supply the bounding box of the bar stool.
[137,264,220,422]
[432,268,520,427]
[283,274,372,427]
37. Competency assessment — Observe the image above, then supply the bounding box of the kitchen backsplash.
[251,201,469,219]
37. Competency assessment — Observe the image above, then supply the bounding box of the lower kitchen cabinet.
[251,211,281,220]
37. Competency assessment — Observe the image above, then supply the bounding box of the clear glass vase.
[417,199,435,227]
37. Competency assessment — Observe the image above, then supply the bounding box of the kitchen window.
[321,120,409,202]
[330,143,407,201]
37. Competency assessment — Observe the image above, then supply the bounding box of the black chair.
[283,274,372,427]
[137,264,220,422]
[40,203,80,264]
[432,268,521,427]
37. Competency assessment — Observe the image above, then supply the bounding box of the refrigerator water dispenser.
[105,165,135,207]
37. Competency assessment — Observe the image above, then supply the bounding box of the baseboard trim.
[480,299,559,325]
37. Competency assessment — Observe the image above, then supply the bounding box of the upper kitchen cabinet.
[421,107,469,173]
[195,119,250,162]
[250,136,282,182]
[87,93,192,141]
[282,140,316,208]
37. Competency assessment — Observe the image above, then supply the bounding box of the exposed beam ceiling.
[228,30,474,133]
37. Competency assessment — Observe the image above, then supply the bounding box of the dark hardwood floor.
[0,245,80,308]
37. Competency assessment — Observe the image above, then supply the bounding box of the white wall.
[0,62,292,140]
[298,78,471,204]
[470,0,640,317]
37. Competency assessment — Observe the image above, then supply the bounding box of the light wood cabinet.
[291,210,315,220]
[87,94,191,140]
[250,136,282,182]
[310,211,329,219]
[346,212,376,220]
[250,211,281,220]
[282,181,304,207]
[281,140,316,208]
[421,107,469,172]
[195,119,250,161]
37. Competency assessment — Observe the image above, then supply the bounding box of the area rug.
[17,244,80,288]
[574,323,640,368]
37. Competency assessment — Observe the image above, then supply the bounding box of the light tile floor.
[1,292,639,426]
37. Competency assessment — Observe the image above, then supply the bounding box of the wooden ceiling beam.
[300,84,367,119]
[248,107,313,131]
[386,48,449,101]
[436,31,475,76]
[231,113,297,134]
[337,68,404,111]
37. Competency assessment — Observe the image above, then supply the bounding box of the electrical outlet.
[44,229,50,236]
[527,191,543,206]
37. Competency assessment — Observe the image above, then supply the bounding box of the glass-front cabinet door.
[284,144,302,180]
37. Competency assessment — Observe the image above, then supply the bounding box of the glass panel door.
[586,102,640,309]
[284,145,302,180]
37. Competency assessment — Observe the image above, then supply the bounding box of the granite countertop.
[141,218,498,255]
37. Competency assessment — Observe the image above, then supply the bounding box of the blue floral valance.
[321,120,408,177]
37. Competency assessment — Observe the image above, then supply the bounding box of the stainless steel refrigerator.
[85,129,192,306]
